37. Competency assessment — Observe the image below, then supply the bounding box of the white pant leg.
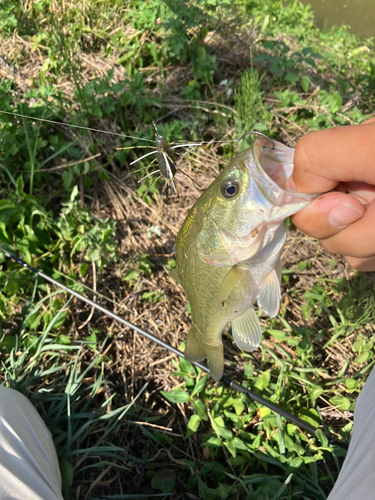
[0,386,63,500]
[328,366,375,499]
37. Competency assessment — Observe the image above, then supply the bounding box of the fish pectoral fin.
[232,308,262,352]
[169,267,180,284]
[257,265,281,318]
[218,264,244,307]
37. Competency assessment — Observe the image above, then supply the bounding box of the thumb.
[290,191,365,240]
[288,120,375,194]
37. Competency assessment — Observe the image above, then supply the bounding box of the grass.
[1,0,375,498]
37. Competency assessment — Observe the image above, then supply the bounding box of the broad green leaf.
[310,386,324,403]
[215,425,233,440]
[161,388,190,403]
[86,332,97,347]
[232,436,249,451]
[298,408,321,428]
[0,335,17,353]
[186,414,201,438]
[203,436,222,447]
[267,329,288,341]
[224,439,237,458]
[56,334,72,345]
[193,399,208,420]
[232,398,245,415]
[16,175,24,197]
[4,277,18,294]
[255,369,271,390]
[191,374,208,397]
[244,361,253,377]
[223,410,240,422]
[329,395,351,411]
[345,378,360,391]
[179,356,193,374]
[62,170,73,190]
[122,269,139,283]
[99,170,110,181]
[285,72,299,82]
[329,91,343,113]
[80,263,88,276]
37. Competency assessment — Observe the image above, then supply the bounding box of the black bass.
[174,136,317,381]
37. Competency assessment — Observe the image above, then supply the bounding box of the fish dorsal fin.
[232,308,262,352]
[169,268,180,284]
[218,264,244,307]
[257,262,282,318]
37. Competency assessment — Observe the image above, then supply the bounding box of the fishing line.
[0,109,155,143]
[0,109,238,147]
[2,248,330,441]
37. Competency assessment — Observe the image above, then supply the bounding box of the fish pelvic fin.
[257,260,282,318]
[217,264,244,309]
[185,323,224,382]
[232,308,262,352]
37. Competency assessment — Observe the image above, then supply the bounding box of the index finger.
[291,119,375,194]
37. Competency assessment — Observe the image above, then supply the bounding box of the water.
[301,0,375,40]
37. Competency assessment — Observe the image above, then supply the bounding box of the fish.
[173,135,317,381]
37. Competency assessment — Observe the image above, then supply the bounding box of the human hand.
[286,118,375,271]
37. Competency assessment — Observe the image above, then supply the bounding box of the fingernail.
[328,203,364,228]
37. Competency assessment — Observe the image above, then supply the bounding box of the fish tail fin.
[185,324,224,382]
[185,324,206,362]
[204,343,224,382]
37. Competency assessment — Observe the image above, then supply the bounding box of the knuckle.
[294,133,316,175]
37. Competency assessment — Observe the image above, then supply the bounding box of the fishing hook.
[3,249,336,442]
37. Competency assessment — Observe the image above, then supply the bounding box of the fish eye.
[221,180,239,198]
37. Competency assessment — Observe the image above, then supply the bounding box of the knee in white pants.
[0,386,63,500]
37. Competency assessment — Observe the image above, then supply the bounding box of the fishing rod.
[3,249,328,441]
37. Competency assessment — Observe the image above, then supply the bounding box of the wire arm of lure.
[2,248,335,442]
[237,131,275,149]
[138,169,161,183]
[169,142,204,149]
[126,143,205,167]
[127,142,228,167]
[129,150,158,166]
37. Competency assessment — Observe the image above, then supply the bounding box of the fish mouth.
[249,136,317,206]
